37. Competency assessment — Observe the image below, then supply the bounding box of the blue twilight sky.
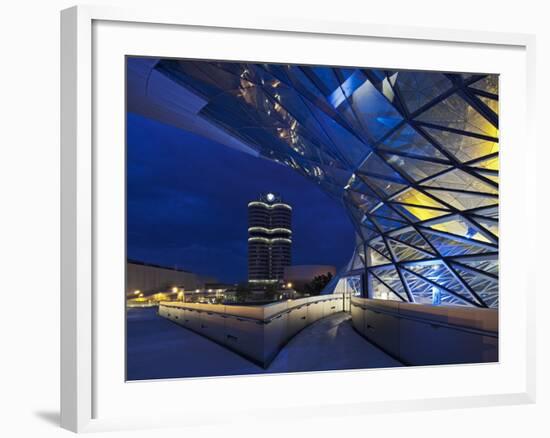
[127,112,356,284]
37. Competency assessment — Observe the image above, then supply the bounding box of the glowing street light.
[286,282,293,289]
[134,290,140,295]
[172,287,179,293]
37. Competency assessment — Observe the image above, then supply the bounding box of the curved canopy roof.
[127,58,499,308]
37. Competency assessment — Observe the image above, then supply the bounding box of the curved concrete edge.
[158,295,344,368]
[350,297,498,366]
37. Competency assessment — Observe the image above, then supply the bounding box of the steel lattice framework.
[146,60,499,308]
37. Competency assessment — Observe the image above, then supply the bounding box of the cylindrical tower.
[248,199,271,282]
[248,193,292,284]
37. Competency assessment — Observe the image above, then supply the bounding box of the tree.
[304,272,333,296]
[235,283,251,302]
[263,283,278,301]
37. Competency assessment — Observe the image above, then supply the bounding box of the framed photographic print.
[61,5,536,433]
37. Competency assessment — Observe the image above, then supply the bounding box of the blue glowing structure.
[128,59,499,308]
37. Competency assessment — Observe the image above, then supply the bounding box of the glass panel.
[422,169,498,195]
[388,227,435,253]
[473,217,499,238]
[469,75,499,95]
[453,257,499,276]
[370,266,407,296]
[359,152,406,181]
[368,247,392,266]
[310,66,341,95]
[302,99,370,166]
[472,155,499,171]
[402,270,471,306]
[369,238,392,259]
[393,188,448,208]
[346,190,380,213]
[372,216,408,233]
[370,203,407,222]
[471,206,498,220]
[425,189,498,211]
[478,96,499,114]
[405,261,476,299]
[451,264,499,308]
[351,245,366,269]
[393,72,453,113]
[422,230,495,257]
[345,275,363,295]
[378,124,446,159]
[424,214,493,243]
[423,127,498,163]
[391,204,450,222]
[371,276,403,301]
[384,153,452,181]
[416,94,498,138]
[347,79,403,142]
[362,175,407,198]
[388,239,434,261]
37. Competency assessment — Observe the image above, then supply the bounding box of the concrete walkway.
[268,311,403,373]
[127,307,402,381]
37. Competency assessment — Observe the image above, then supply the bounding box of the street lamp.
[134,290,140,295]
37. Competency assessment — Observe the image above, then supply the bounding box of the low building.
[126,259,215,298]
[203,282,237,292]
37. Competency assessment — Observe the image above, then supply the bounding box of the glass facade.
[151,60,499,308]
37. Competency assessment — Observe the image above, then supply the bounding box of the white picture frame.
[60,4,537,433]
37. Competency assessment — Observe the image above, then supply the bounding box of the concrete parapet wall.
[350,297,498,366]
[158,294,344,367]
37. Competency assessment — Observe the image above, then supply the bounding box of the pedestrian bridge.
[158,294,498,369]
[127,308,400,380]
[159,294,346,367]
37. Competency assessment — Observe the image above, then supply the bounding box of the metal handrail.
[160,295,344,324]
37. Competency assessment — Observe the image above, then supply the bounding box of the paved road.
[127,307,402,381]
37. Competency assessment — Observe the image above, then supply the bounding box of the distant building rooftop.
[127,259,191,274]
